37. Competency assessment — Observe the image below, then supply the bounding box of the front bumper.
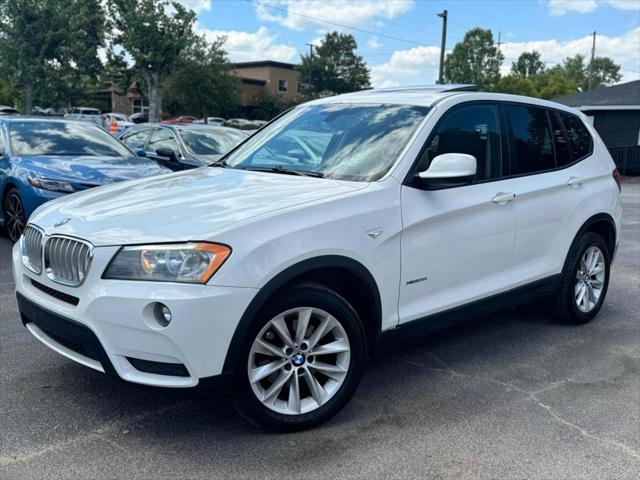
[12,241,257,387]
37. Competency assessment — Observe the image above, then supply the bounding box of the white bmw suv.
[13,86,622,431]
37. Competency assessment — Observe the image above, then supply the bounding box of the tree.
[511,51,545,78]
[164,37,241,119]
[252,89,304,120]
[108,0,197,122]
[444,28,504,90]
[494,74,539,97]
[558,54,622,91]
[0,0,105,113]
[299,32,371,94]
[533,69,578,99]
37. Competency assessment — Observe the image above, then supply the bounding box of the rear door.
[399,103,518,322]
[505,104,594,286]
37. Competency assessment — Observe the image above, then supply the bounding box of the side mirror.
[135,149,147,158]
[416,153,476,189]
[155,148,178,161]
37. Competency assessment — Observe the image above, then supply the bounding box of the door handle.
[567,176,583,187]
[492,192,515,205]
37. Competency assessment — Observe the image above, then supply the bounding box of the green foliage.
[299,32,371,94]
[444,28,504,90]
[107,0,197,121]
[0,77,19,106]
[0,0,106,112]
[511,51,545,78]
[164,37,241,118]
[252,89,304,120]
[556,54,622,91]
[533,69,578,99]
[494,74,539,97]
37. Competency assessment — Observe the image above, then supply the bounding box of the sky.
[176,0,640,87]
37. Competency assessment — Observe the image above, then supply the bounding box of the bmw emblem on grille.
[54,217,71,227]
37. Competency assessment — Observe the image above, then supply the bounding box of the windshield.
[181,128,247,155]
[9,121,133,157]
[223,103,429,181]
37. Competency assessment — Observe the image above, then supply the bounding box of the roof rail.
[354,84,479,94]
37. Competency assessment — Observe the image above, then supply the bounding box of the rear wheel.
[233,282,366,431]
[3,189,26,242]
[553,232,611,324]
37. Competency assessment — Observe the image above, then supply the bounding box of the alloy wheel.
[4,192,26,242]
[574,246,606,313]
[247,307,351,415]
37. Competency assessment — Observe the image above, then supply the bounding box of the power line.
[246,0,426,46]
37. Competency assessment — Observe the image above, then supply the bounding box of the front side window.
[9,121,132,157]
[223,104,429,181]
[505,105,554,175]
[148,129,179,154]
[415,104,502,181]
[121,129,151,149]
[560,112,592,160]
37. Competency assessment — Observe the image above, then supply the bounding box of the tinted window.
[550,112,572,167]
[224,104,429,181]
[505,105,554,175]
[149,129,179,154]
[121,129,151,149]
[180,128,247,155]
[416,104,502,181]
[9,121,132,157]
[561,112,592,160]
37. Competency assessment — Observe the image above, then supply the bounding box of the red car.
[162,115,198,125]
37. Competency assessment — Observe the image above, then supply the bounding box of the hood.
[30,167,367,246]
[19,155,171,186]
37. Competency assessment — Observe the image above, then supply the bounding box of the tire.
[232,282,367,432]
[552,232,611,324]
[3,189,26,243]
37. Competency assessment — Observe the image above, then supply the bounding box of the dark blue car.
[0,118,172,241]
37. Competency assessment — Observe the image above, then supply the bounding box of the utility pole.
[437,10,447,84]
[305,43,314,96]
[588,31,596,90]
[497,31,501,51]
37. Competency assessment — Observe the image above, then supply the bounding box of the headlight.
[28,175,75,193]
[103,243,231,284]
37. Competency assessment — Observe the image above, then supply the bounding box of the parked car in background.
[64,107,102,124]
[130,112,149,124]
[33,107,59,116]
[162,115,198,125]
[0,118,171,241]
[194,117,225,126]
[100,113,134,135]
[118,124,248,170]
[0,106,20,116]
[224,118,258,130]
[13,86,622,431]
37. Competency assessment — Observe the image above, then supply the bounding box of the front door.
[399,103,517,323]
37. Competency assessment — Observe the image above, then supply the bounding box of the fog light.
[153,303,172,327]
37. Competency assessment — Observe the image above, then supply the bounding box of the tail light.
[612,168,622,192]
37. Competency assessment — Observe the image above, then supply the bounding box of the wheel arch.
[562,213,617,275]
[221,255,382,374]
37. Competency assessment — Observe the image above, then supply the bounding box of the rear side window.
[560,112,593,160]
[549,112,572,167]
[505,105,554,175]
[416,104,502,181]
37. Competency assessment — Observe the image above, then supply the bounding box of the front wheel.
[552,232,611,324]
[233,283,366,431]
[3,189,26,243]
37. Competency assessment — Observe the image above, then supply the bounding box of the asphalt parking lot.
[0,179,638,480]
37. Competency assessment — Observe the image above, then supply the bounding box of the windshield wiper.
[241,165,324,178]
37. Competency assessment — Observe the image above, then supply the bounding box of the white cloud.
[366,36,382,50]
[370,45,441,88]
[500,27,640,81]
[174,0,212,14]
[369,28,639,88]
[196,25,297,63]
[548,0,597,15]
[255,0,413,31]
[547,0,639,15]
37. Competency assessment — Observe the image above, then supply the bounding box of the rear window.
[9,121,132,157]
[560,112,593,160]
[505,105,554,175]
